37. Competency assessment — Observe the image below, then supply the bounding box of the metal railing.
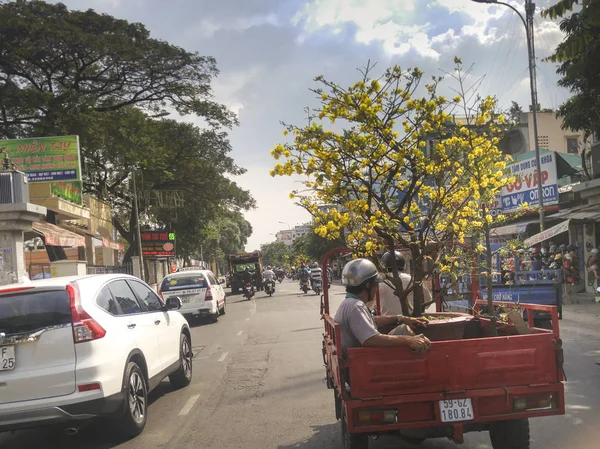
[87,263,133,275]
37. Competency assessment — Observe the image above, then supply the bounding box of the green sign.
[1,135,81,182]
[51,180,83,205]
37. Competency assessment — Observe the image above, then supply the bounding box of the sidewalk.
[561,292,600,330]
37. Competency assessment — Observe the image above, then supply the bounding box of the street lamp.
[278,221,292,230]
[471,0,545,231]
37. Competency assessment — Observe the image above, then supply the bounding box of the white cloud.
[194,13,280,39]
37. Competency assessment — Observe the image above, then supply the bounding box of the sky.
[54,0,569,251]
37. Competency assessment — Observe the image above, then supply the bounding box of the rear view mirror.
[165,297,182,310]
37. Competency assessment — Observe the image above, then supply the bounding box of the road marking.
[218,352,229,362]
[237,330,243,336]
[178,395,200,416]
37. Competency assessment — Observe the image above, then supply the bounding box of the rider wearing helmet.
[310,262,322,289]
[263,265,276,283]
[334,259,431,357]
[379,251,432,316]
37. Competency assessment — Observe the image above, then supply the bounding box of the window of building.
[537,135,549,149]
[566,137,579,154]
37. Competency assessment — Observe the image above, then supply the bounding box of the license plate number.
[1,346,15,371]
[181,297,191,303]
[439,399,474,423]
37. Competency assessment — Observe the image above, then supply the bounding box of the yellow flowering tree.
[270,58,510,317]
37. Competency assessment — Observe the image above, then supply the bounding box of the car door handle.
[127,323,137,329]
[154,320,161,325]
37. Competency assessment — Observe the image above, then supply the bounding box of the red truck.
[320,250,566,449]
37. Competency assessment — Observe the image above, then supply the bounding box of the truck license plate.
[439,399,474,423]
[1,346,16,371]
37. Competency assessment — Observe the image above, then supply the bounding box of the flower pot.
[420,312,474,341]
[478,317,519,337]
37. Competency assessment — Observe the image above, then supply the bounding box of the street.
[1,280,600,449]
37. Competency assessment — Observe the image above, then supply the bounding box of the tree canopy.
[0,0,254,265]
[271,59,511,315]
[542,0,600,136]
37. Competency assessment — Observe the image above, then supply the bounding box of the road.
[1,280,600,449]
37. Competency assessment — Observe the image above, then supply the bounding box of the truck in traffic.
[228,251,263,294]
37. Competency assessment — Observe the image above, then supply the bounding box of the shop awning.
[490,219,538,236]
[524,220,570,247]
[32,222,85,247]
[59,223,125,251]
[547,205,600,221]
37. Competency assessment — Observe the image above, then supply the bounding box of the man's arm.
[374,314,428,329]
[363,333,431,353]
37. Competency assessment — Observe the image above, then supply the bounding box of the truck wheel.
[334,391,342,420]
[341,407,369,449]
[489,418,530,449]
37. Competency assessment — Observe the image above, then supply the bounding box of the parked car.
[0,274,192,437]
[159,269,226,322]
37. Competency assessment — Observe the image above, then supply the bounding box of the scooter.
[300,277,310,294]
[312,278,322,296]
[243,282,255,300]
[265,280,276,297]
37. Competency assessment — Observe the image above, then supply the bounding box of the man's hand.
[403,316,428,329]
[407,334,431,353]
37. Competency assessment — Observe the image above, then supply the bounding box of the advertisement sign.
[500,152,558,212]
[524,220,570,247]
[0,135,81,182]
[141,230,176,257]
[50,180,83,205]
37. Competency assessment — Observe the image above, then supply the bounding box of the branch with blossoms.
[270,57,512,317]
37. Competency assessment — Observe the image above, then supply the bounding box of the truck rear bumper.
[345,382,564,435]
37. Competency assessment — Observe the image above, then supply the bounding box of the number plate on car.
[1,346,16,371]
[439,399,474,423]
[181,297,191,303]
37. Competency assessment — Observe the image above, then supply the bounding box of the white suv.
[159,269,226,322]
[0,274,192,437]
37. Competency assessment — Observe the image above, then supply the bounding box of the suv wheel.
[116,362,148,437]
[169,333,193,389]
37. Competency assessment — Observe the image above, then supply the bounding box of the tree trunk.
[412,254,425,317]
[484,224,498,336]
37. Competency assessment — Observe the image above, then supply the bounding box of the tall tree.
[0,0,236,139]
[260,241,291,268]
[542,0,600,137]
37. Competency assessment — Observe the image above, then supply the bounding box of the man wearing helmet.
[334,258,431,357]
[379,251,432,318]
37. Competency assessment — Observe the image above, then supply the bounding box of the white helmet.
[342,259,378,287]
[591,248,599,255]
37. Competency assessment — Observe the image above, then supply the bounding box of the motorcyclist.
[298,263,311,289]
[310,262,322,290]
[241,266,254,285]
[379,251,432,316]
[263,265,276,291]
[333,258,431,357]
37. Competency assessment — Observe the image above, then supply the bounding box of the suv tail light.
[205,286,213,301]
[67,283,106,343]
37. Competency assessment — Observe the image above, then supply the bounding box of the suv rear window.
[0,289,71,336]
[160,275,207,292]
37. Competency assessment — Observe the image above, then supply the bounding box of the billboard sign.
[141,230,176,257]
[500,152,558,212]
[0,135,81,182]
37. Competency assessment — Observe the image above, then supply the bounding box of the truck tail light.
[357,409,397,425]
[67,283,106,343]
[513,394,555,412]
[205,286,213,301]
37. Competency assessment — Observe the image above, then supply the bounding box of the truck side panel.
[347,333,559,399]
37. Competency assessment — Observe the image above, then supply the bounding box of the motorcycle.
[300,277,310,294]
[312,277,322,296]
[276,272,285,283]
[265,280,276,297]
[243,282,255,300]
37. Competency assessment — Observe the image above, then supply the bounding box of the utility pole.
[471,0,546,232]
[132,172,144,281]
[525,0,545,231]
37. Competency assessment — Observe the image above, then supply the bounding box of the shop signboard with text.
[500,152,558,212]
[141,230,176,257]
[0,135,81,182]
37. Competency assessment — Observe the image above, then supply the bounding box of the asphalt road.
[1,280,600,449]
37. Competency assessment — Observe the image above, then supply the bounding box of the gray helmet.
[342,259,378,287]
[381,251,406,271]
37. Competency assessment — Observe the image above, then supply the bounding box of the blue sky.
[54,0,569,250]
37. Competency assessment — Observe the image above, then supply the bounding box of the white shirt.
[263,269,276,281]
[379,272,431,315]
